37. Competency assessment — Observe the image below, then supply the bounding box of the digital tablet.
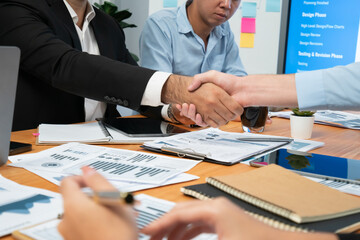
[249,149,360,182]
[100,118,189,137]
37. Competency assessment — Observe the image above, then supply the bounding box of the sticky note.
[242,2,257,18]
[266,0,281,12]
[240,33,255,48]
[163,0,177,8]
[241,18,256,33]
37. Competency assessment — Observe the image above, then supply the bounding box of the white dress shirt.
[63,0,170,121]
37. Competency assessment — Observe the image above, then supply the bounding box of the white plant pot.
[290,114,315,139]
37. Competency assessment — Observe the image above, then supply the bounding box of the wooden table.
[1,118,360,239]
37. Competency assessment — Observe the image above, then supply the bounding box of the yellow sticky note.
[240,33,255,48]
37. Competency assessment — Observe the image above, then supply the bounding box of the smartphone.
[249,149,360,182]
[9,141,32,155]
[100,118,189,137]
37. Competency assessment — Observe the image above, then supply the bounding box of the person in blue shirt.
[139,0,246,124]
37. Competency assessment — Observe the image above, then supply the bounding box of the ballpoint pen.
[236,137,294,143]
[83,189,135,206]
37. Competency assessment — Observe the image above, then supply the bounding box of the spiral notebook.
[206,165,360,224]
[181,183,360,233]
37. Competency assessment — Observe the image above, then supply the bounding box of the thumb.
[82,166,116,191]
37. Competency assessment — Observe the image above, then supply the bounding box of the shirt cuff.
[140,71,172,106]
[161,104,171,121]
[295,70,326,110]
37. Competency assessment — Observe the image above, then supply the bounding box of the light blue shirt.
[296,62,360,111]
[140,3,247,76]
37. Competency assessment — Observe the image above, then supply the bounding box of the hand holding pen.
[58,166,137,240]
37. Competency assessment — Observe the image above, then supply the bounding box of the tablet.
[100,118,189,137]
[249,149,360,182]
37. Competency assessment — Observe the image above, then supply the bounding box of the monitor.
[278,0,360,74]
[0,47,20,166]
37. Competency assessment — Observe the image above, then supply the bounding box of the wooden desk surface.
[1,118,359,239]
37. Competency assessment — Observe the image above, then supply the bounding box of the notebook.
[206,164,360,223]
[181,183,360,233]
[36,121,163,145]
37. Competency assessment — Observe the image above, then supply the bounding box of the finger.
[188,104,197,120]
[188,71,218,92]
[219,95,244,118]
[175,104,182,112]
[181,223,215,240]
[195,114,207,127]
[60,176,87,201]
[180,103,189,118]
[81,166,116,191]
[144,200,218,235]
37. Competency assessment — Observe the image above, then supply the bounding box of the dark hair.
[186,0,193,7]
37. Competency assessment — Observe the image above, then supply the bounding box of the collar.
[63,0,96,25]
[176,2,229,38]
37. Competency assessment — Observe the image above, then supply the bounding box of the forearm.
[240,74,298,107]
[161,74,193,104]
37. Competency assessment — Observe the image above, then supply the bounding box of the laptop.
[0,47,20,166]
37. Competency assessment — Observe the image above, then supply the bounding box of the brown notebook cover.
[206,164,360,223]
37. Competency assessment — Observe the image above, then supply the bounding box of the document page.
[144,128,292,164]
[0,175,62,237]
[17,194,217,240]
[9,143,200,184]
[272,110,360,130]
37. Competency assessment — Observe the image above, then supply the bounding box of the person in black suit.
[0,0,243,131]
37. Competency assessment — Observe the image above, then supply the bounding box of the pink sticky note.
[32,133,40,137]
[241,18,256,33]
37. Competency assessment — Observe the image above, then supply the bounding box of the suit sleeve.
[0,1,155,111]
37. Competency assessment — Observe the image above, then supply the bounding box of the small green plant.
[292,107,316,117]
[94,1,139,62]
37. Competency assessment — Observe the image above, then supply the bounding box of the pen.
[236,137,294,142]
[83,189,135,206]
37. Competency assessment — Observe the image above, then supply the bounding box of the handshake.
[163,70,297,128]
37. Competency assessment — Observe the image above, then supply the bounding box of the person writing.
[139,0,245,125]
[58,167,358,240]
[0,0,242,131]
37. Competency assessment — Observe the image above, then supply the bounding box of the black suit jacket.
[0,0,156,130]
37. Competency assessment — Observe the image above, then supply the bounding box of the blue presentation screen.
[285,0,360,73]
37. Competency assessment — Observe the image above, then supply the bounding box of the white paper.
[9,143,200,184]
[271,110,360,130]
[306,176,360,197]
[144,128,317,164]
[18,194,217,240]
[25,168,199,192]
[0,175,62,237]
[37,122,164,144]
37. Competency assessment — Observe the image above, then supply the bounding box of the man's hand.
[162,74,243,128]
[142,197,277,240]
[58,167,137,240]
[142,197,338,240]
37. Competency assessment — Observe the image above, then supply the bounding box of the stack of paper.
[143,128,324,165]
[9,143,200,191]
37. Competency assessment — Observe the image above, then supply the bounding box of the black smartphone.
[9,141,32,155]
[100,118,189,137]
[249,149,360,182]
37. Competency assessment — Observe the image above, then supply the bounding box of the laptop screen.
[0,47,20,166]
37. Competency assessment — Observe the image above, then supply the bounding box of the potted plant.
[94,1,139,61]
[290,108,316,139]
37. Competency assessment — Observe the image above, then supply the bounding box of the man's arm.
[162,74,243,127]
